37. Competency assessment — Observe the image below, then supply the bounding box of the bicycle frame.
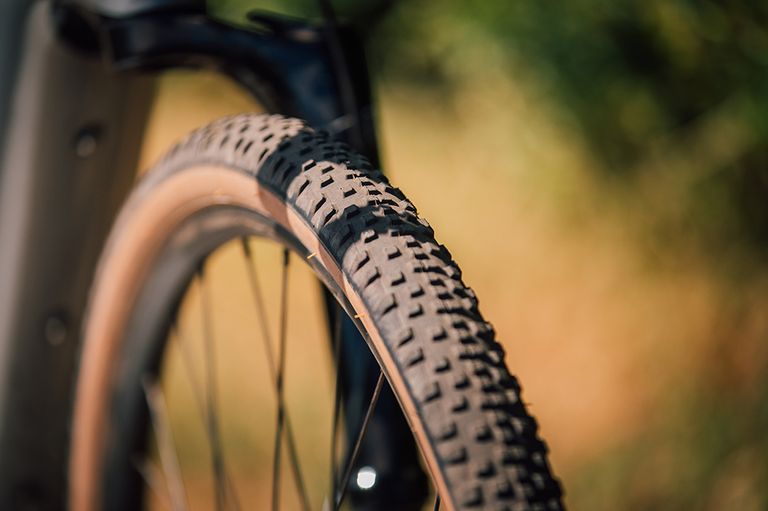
[0,0,410,507]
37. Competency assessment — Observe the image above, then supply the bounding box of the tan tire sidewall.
[69,165,453,510]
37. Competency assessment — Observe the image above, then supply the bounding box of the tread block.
[495,479,515,499]
[474,460,496,479]
[474,423,493,442]
[385,246,402,259]
[445,446,468,465]
[434,357,451,373]
[336,225,355,250]
[459,486,482,507]
[321,207,337,227]
[344,204,361,220]
[362,229,378,243]
[378,294,397,315]
[408,284,425,298]
[532,473,547,490]
[361,266,381,288]
[451,395,469,413]
[396,327,414,347]
[404,347,424,368]
[454,373,471,389]
[389,271,406,286]
[431,327,448,341]
[420,381,441,403]
[407,303,424,318]
[436,421,458,441]
[502,447,527,466]
[311,196,327,214]
[294,176,310,198]
[351,250,370,272]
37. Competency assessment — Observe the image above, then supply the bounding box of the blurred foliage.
[452,1,768,165]
[210,0,768,258]
[571,381,768,510]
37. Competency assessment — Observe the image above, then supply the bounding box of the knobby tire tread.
[149,114,564,511]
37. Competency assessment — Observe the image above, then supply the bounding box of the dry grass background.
[137,70,768,510]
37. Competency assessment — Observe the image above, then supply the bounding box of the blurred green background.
[142,0,768,509]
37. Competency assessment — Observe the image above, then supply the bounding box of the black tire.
[70,114,564,511]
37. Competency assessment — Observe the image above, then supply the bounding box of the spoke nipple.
[306,252,317,260]
[353,313,366,319]
[45,311,69,346]
[73,124,103,158]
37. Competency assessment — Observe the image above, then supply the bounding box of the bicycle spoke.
[171,324,243,506]
[433,495,441,511]
[334,371,385,510]
[133,455,172,511]
[240,239,278,380]
[171,323,206,425]
[142,377,189,511]
[241,239,311,511]
[198,268,241,511]
[174,322,243,511]
[329,310,343,501]
[271,248,291,511]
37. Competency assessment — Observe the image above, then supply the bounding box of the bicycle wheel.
[69,114,563,510]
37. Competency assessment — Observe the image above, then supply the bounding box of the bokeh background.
[141,1,768,509]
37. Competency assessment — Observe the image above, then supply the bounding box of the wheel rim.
[70,167,447,510]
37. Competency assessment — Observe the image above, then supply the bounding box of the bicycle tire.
[70,113,563,511]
